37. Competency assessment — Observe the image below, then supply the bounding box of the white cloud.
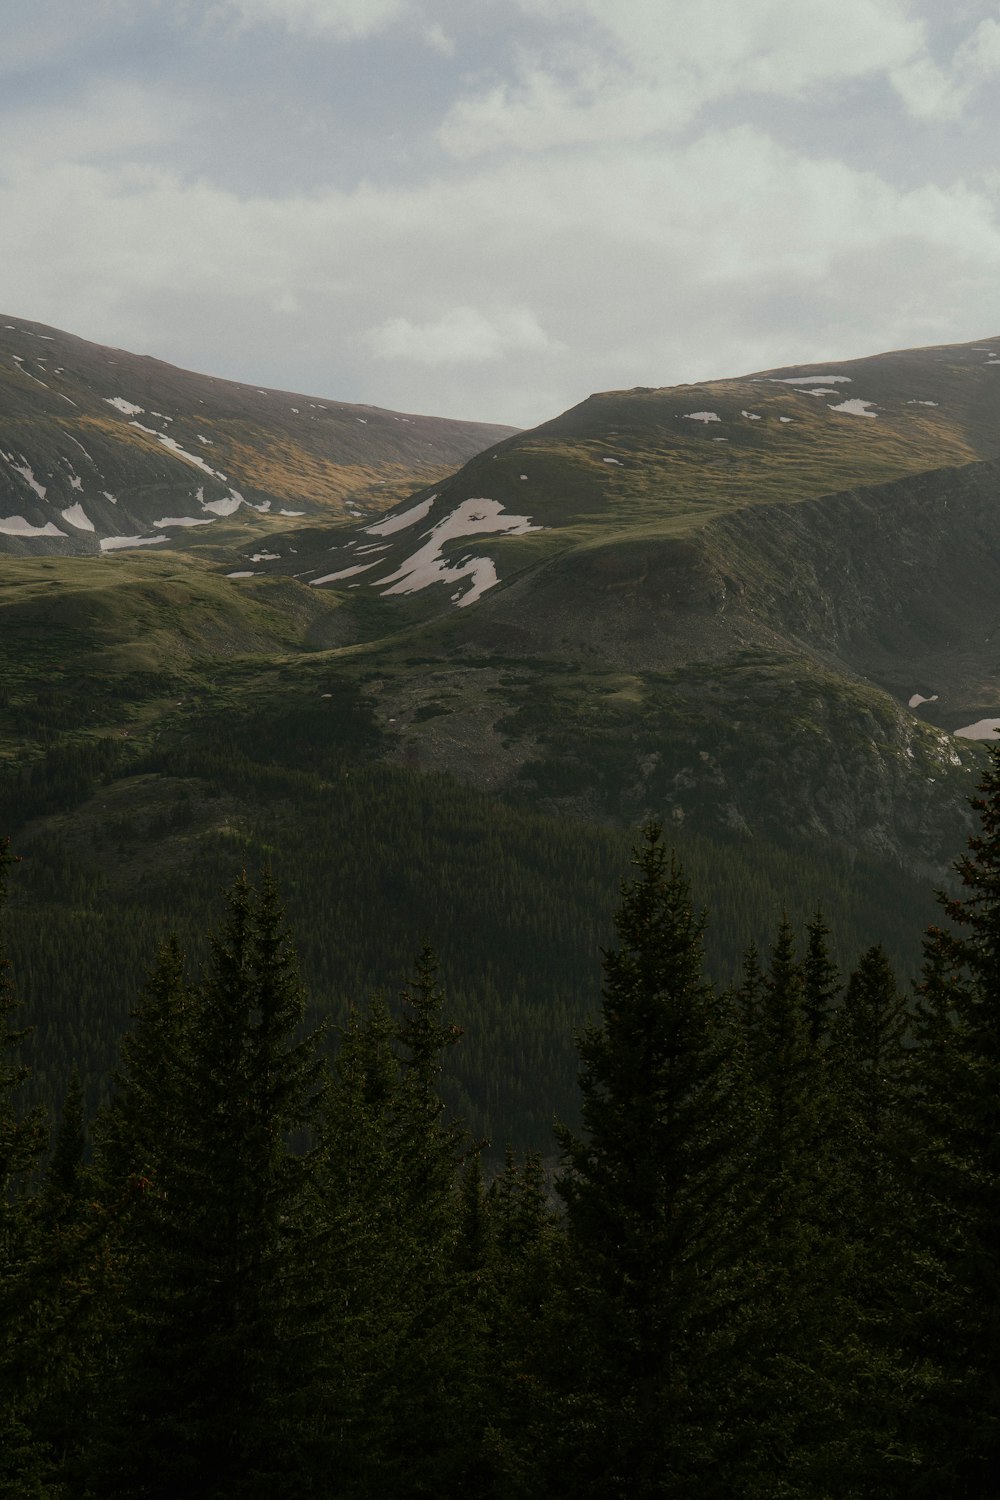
[5,0,1000,428]
[365,305,552,365]
[6,119,1000,426]
[957,15,1000,76]
[1,81,190,171]
[440,0,933,155]
[217,0,411,39]
[424,21,455,57]
[889,56,970,121]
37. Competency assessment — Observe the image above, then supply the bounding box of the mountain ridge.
[0,314,516,556]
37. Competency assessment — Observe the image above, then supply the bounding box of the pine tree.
[751,916,824,1226]
[900,742,1000,1496]
[738,915,862,1497]
[319,994,413,1496]
[318,956,482,1500]
[802,908,840,1047]
[90,870,328,1499]
[548,825,753,1498]
[831,945,907,1152]
[395,945,466,1232]
[0,838,50,1496]
[45,1071,85,1208]
[827,945,916,1494]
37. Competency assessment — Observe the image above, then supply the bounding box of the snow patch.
[153,516,214,528]
[603,457,623,465]
[154,431,223,476]
[61,504,95,532]
[249,552,280,562]
[227,571,258,578]
[10,358,50,388]
[0,515,66,537]
[954,718,1000,740]
[770,375,852,385]
[376,498,540,608]
[741,410,762,421]
[365,494,437,537]
[103,491,118,504]
[830,399,877,418]
[778,416,794,423]
[201,494,243,517]
[1,452,47,500]
[906,400,939,406]
[310,561,381,585]
[99,535,167,551]
[279,508,305,516]
[681,411,721,423]
[909,693,939,708]
[105,397,144,416]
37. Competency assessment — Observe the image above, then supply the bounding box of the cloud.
[6,114,1000,426]
[365,305,552,365]
[439,0,933,156]
[423,21,455,57]
[957,15,1000,77]
[5,1,1000,427]
[216,0,412,40]
[0,81,192,171]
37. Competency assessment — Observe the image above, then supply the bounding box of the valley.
[4,321,1000,1142]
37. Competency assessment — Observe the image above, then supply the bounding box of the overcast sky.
[5,1,1000,426]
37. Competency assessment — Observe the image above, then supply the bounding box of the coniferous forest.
[4,747,1000,1498]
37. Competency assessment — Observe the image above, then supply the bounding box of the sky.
[5,1,1000,427]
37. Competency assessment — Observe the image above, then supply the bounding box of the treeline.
[4,748,1000,1497]
[3,702,937,1146]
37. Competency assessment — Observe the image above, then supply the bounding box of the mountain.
[286,332,1000,613]
[4,325,1000,1143]
[0,315,516,555]
[259,334,1000,872]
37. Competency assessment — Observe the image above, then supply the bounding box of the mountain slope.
[229,334,1000,876]
[284,333,1000,617]
[4,329,1000,1142]
[0,316,515,556]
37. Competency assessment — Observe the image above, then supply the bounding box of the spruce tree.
[739,915,861,1497]
[901,742,1000,1495]
[45,1071,85,1208]
[827,945,916,1494]
[801,908,840,1047]
[549,825,753,1498]
[831,944,907,1153]
[90,871,327,1499]
[0,838,50,1497]
[319,994,413,1496]
[319,957,480,1500]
